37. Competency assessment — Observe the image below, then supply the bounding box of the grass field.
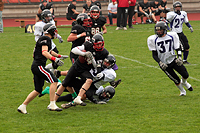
[1,21,200,133]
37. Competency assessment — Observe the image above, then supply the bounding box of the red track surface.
[3,13,200,27]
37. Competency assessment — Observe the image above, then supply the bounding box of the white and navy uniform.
[147,32,189,84]
[166,11,191,50]
[34,21,57,52]
[31,36,58,93]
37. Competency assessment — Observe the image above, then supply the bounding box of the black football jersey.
[83,3,93,13]
[71,24,91,49]
[138,1,150,11]
[150,1,160,8]
[32,36,52,66]
[40,3,53,11]
[67,3,76,16]
[91,16,106,36]
[160,1,167,7]
[74,41,109,71]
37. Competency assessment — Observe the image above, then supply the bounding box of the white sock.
[176,84,186,93]
[181,77,191,89]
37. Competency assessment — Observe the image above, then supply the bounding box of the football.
[79,50,86,63]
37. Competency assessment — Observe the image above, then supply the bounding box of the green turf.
[1,21,200,133]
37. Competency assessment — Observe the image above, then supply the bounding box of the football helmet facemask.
[76,13,92,27]
[99,86,115,100]
[41,9,52,23]
[43,23,58,39]
[154,21,167,37]
[92,33,104,51]
[103,55,116,69]
[173,1,182,14]
[90,5,100,19]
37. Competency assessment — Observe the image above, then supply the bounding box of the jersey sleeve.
[166,12,174,23]
[147,35,156,51]
[99,16,107,25]
[182,11,189,23]
[170,32,180,49]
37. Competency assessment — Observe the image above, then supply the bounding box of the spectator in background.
[160,0,170,19]
[66,0,80,20]
[82,0,93,15]
[127,0,136,28]
[116,0,129,30]
[91,0,102,15]
[0,0,4,33]
[150,0,161,22]
[138,0,156,24]
[36,0,54,22]
[107,0,118,25]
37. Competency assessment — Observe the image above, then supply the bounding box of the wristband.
[51,56,56,61]
[77,34,81,38]
[57,54,61,58]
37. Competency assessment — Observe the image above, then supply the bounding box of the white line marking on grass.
[114,54,200,82]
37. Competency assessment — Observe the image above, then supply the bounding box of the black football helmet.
[99,86,115,100]
[92,33,104,51]
[90,5,100,19]
[43,23,57,39]
[41,9,52,23]
[76,13,92,27]
[154,21,167,37]
[173,1,182,14]
[103,55,116,69]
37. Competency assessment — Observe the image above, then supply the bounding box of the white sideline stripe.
[113,54,200,82]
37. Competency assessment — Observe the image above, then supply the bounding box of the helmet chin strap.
[175,10,181,15]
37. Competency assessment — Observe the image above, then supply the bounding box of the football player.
[67,13,92,64]
[55,34,109,107]
[34,9,67,72]
[90,5,107,36]
[40,55,118,106]
[147,21,193,96]
[166,1,193,64]
[17,24,64,114]
[36,0,54,22]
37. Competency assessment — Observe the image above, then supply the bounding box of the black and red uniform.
[31,36,58,93]
[90,16,106,37]
[69,24,91,63]
[62,41,109,88]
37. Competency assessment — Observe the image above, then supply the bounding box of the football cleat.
[61,102,76,109]
[47,106,62,112]
[188,87,193,91]
[116,27,122,30]
[183,61,190,64]
[17,104,28,114]
[110,79,121,88]
[179,92,186,96]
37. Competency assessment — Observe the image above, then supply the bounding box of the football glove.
[59,38,63,43]
[144,12,149,18]
[85,51,94,60]
[55,58,64,66]
[96,72,105,80]
[175,57,183,66]
[189,27,193,33]
[59,55,68,60]
[159,61,168,70]
[99,32,104,35]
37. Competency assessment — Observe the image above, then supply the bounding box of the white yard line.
[114,54,200,82]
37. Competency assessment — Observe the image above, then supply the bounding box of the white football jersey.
[166,11,189,33]
[147,32,180,64]
[90,68,116,89]
[34,21,56,50]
